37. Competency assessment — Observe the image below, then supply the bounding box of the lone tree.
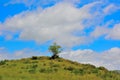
[49,43,62,59]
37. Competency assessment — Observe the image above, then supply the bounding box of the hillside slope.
[0,56,120,80]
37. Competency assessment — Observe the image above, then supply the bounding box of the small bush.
[91,69,99,74]
[31,56,38,60]
[43,63,46,66]
[98,66,108,71]
[39,68,57,73]
[57,59,63,62]
[0,60,6,65]
[0,75,3,80]
[52,64,60,67]
[64,66,75,71]
[23,60,30,64]
[4,59,9,62]
[50,55,59,59]
[39,68,46,73]
[11,63,17,66]
[28,69,36,74]
[19,71,23,73]
[31,64,38,69]
[72,69,85,75]
[53,68,58,72]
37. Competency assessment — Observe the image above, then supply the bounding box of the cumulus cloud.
[106,23,120,40]
[1,0,120,47]
[4,0,80,8]
[103,4,120,15]
[4,0,60,8]
[60,47,120,70]
[1,2,102,47]
[0,48,43,60]
[90,23,120,40]
[90,26,110,38]
[0,0,120,47]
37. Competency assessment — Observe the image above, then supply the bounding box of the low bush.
[31,64,38,69]
[0,60,6,65]
[28,69,36,74]
[51,64,60,67]
[98,66,108,71]
[39,68,46,73]
[64,66,75,71]
[23,60,30,64]
[72,69,85,75]
[31,56,38,60]
[39,67,58,73]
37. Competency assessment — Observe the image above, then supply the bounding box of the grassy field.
[0,56,120,80]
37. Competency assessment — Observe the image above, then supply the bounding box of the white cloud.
[0,48,43,60]
[5,0,80,8]
[106,23,120,40]
[103,4,120,15]
[91,23,120,40]
[60,47,120,70]
[1,1,120,47]
[1,2,102,47]
[4,0,59,7]
[90,26,110,38]
[0,47,5,50]
[0,1,120,47]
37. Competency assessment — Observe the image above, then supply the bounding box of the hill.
[114,70,120,74]
[0,56,120,80]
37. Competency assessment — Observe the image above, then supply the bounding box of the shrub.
[57,59,63,62]
[52,64,60,67]
[11,63,17,66]
[72,69,85,75]
[43,63,46,66]
[31,56,38,60]
[39,68,46,73]
[98,66,108,71]
[39,68,57,73]
[0,60,6,65]
[23,60,30,64]
[53,68,58,72]
[91,69,99,74]
[28,69,36,74]
[31,64,38,69]
[4,59,9,62]
[0,75,3,80]
[64,66,75,71]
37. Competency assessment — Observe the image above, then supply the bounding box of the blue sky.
[0,0,120,70]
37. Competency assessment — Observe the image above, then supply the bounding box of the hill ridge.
[0,56,120,80]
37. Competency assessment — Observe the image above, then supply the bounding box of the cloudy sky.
[0,0,120,70]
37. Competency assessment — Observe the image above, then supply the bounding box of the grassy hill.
[114,70,120,74]
[0,56,120,80]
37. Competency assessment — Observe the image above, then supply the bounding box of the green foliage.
[98,66,108,71]
[28,69,36,74]
[49,43,62,59]
[0,60,6,65]
[72,69,85,75]
[31,56,38,60]
[0,56,120,80]
[64,66,75,71]
[39,67,58,73]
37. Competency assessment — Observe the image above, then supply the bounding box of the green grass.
[0,56,120,80]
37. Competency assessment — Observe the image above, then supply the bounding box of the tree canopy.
[49,43,62,59]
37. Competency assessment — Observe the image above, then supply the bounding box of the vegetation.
[49,43,62,59]
[114,70,120,74]
[0,56,120,80]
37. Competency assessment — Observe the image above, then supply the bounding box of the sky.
[0,0,120,70]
